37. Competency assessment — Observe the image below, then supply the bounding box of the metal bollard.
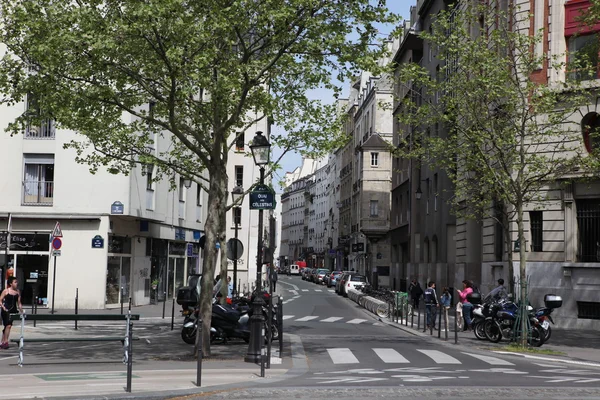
[405,300,409,326]
[417,303,421,330]
[33,296,38,328]
[75,288,79,330]
[196,318,203,386]
[120,287,124,315]
[454,308,458,344]
[411,302,414,328]
[129,297,132,312]
[429,307,433,335]
[278,296,283,355]
[171,297,175,331]
[162,291,167,319]
[438,306,442,339]
[125,322,133,393]
[267,295,272,369]
[444,307,449,341]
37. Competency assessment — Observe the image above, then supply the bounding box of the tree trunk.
[196,167,227,357]
[219,207,229,303]
[516,200,528,347]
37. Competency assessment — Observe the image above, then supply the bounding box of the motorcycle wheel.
[473,321,487,340]
[484,320,502,343]
[181,326,196,345]
[271,323,280,342]
[542,326,552,342]
[528,326,544,347]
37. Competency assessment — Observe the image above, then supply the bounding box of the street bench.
[9,313,140,393]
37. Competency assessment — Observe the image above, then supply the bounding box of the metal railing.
[25,122,55,139]
[22,180,54,205]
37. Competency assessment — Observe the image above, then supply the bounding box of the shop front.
[105,235,132,306]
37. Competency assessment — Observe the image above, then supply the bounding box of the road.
[178,274,600,399]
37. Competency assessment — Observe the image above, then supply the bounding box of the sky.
[271,1,415,193]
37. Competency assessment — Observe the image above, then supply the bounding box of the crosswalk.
[283,315,375,325]
[324,348,516,366]
[291,289,335,293]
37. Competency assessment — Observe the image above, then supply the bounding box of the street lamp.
[245,131,271,364]
[415,185,423,200]
[231,185,244,296]
[183,178,193,189]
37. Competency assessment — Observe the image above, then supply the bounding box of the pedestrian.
[214,274,221,286]
[271,268,278,292]
[457,280,474,331]
[423,281,439,330]
[1,277,23,349]
[227,276,233,299]
[408,279,423,312]
[484,278,508,303]
[440,287,451,332]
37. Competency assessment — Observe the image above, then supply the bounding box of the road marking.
[328,289,335,293]
[302,289,309,292]
[320,317,344,323]
[282,315,295,320]
[346,319,368,324]
[417,350,461,364]
[462,352,514,366]
[494,352,600,368]
[278,280,299,291]
[373,348,409,364]
[314,290,322,292]
[327,348,359,364]
[295,316,319,322]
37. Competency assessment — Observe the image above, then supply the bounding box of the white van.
[289,264,300,275]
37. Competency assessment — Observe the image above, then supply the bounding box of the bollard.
[129,297,132,312]
[75,288,79,330]
[417,303,421,330]
[162,291,167,319]
[120,287,124,315]
[267,293,272,369]
[405,300,409,326]
[33,296,38,328]
[454,308,458,344]
[278,296,283,355]
[438,306,442,339]
[411,302,414,328]
[429,306,433,335]
[196,318,203,387]
[171,297,175,331]
[444,307,448,341]
[125,322,133,393]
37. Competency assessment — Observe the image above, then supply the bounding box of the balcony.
[22,181,53,206]
[25,121,55,139]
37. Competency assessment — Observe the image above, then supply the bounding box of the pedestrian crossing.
[323,348,516,366]
[288,289,335,293]
[283,315,377,325]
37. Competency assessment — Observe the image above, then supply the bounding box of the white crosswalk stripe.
[327,348,359,364]
[314,289,322,292]
[417,349,461,364]
[320,317,344,323]
[346,318,368,324]
[296,316,319,322]
[282,315,295,320]
[302,289,309,292]
[373,348,409,364]
[462,352,515,366]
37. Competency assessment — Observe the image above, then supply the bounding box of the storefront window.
[108,235,132,254]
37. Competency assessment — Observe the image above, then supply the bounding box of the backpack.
[472,285,481,295]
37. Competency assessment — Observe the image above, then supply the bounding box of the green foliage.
[0,0,400,187]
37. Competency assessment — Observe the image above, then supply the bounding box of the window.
[370,200,379,217]
[530,211,543,252]
[577,301,600,320]
[25,94,54,139]
[23,154,54,206]
[235,166,244,187]
[196,184,202,206]
[145,164,154,190]
[233,207,242,225]
[576,199,600,261]
[567,32,600,81]
[371,152,379,167]
[433,173,438,211]
[235,132,245,151]
[179,177,185,202]
[582,112,600,153]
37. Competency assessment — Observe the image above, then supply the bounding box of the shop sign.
[175,227,186,240]
[92,235,104,249]
[0,233,50,252]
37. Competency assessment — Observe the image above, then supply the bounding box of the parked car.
[315,269,330,285]
[327,271,342,288]
[341,274,368,297]
[307,268,317,282]
[336,271,355,295]
[289,264,300,276]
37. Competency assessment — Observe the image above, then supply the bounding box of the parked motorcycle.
[483,300,545,347]
[535,294,562,343]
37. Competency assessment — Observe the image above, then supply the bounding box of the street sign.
[52,222,63,238]
[52,237,62,250]
[91,235,104,249]
[226,238,244,260]
[52,250,61,257]
[249,184,276,210]
[111,201,124,215]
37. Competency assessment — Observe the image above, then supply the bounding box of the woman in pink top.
[457,280,473,330]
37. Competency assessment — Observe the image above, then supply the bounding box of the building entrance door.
[15,254,48,305]
[167,257,185,300]
[106,256,132,305]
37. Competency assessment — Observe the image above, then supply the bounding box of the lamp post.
[231,185,244,297]
[245,131,271,364]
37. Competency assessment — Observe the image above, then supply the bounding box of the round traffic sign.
[52,237,62,250]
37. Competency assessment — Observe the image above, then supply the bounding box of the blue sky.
[271,1,414,192]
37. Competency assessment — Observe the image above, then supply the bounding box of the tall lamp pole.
[231,186,244,297]
[245,131,271,364]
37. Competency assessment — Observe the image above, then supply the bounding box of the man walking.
[270,268,278,292]
[423,281,439,331]
[409,279,423,312]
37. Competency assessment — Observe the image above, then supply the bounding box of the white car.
[289,264,300,275]
[342,274,368,296]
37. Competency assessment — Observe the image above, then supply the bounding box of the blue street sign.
[249,184,276,210]
[92,235,104,249]
[110,201,124,215]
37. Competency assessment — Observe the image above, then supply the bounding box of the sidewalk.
[29,301,181,319]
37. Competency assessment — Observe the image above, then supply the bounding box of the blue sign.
[92,235,104,249]
[187,243,193,257]
[193,230,201,240]
[175,228,186,240]
[111,201,124,215]
[249,184,276,210]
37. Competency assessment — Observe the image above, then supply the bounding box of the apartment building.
[0,79,267,310]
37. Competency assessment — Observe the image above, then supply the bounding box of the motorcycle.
[535,294,562,343]
[483,300,545,347]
